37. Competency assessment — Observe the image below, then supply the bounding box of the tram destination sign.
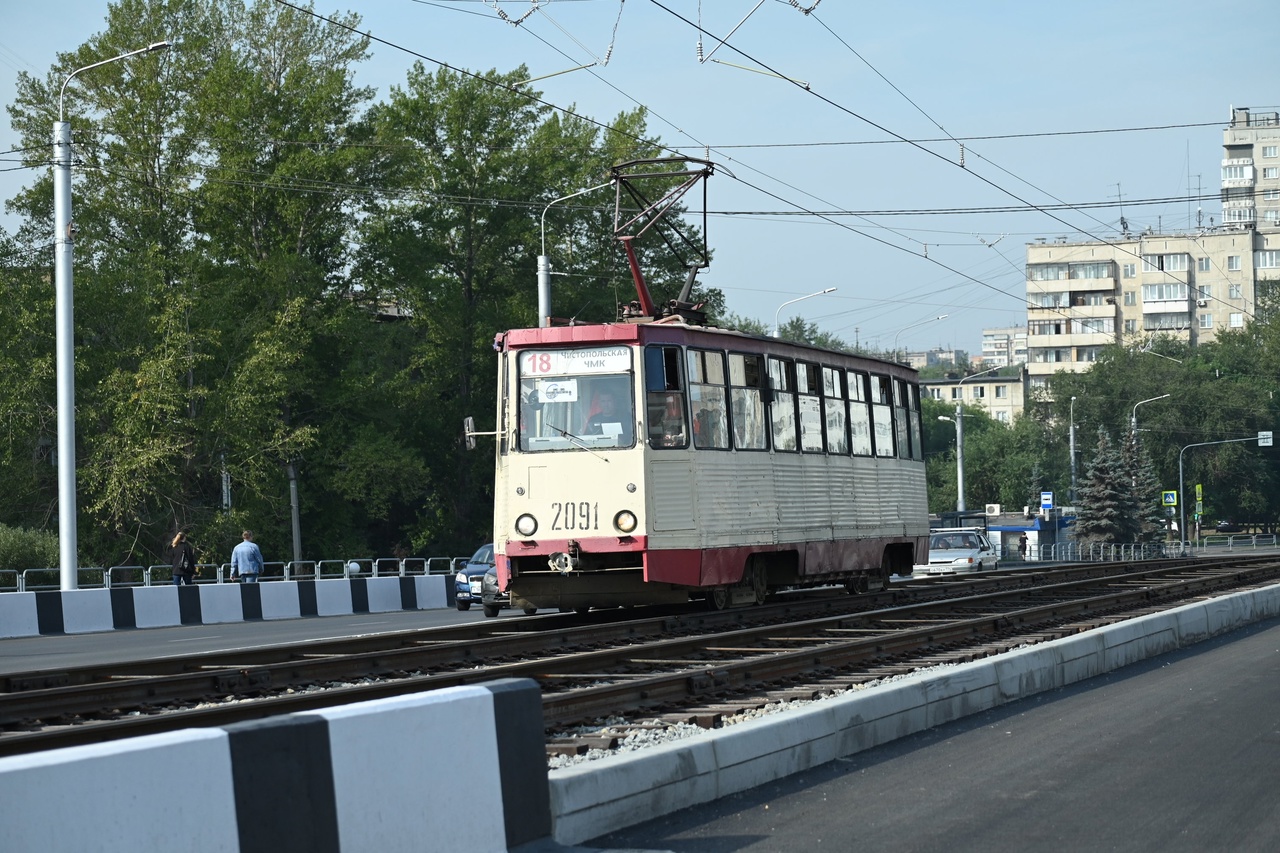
[520,347,630,376]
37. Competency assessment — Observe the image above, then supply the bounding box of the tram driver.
[584,388,634,444]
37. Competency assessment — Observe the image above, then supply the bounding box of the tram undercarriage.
[506,542,908,612]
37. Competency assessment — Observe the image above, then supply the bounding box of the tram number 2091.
[552,501,599,531]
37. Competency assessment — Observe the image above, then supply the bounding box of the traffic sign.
[1040,491,1054,510]
[1259,431,1273,447]
[1161,490,1177,507]
[1195,483,1203,501]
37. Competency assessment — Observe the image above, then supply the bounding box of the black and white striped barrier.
[0,679,550,853]
[0,576,450,638]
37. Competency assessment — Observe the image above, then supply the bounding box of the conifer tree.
[1124,436,1167,545]
[1074,428,1130,544]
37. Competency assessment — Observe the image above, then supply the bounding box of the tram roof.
[500,320,914,375]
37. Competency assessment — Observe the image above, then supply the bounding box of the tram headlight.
[613,510,638,534]
[515,514,538,537]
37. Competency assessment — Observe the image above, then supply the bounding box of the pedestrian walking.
[1018,533,1028,560]
[170,531,197,586]
[231,530,265,583]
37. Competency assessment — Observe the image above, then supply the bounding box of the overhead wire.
[644,0,1252,322]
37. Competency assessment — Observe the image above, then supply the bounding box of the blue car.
[454,543,494,611]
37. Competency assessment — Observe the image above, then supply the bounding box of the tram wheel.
[707,586,730,611]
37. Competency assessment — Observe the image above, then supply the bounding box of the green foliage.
[1050,332,1279,535]
[0,523,59,572]
[1074,428,1131,543]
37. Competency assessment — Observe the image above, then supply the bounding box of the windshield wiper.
[546,424,610,462]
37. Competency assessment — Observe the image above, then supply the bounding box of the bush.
[0,524,60,573]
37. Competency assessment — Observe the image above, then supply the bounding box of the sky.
[2,0,1276,356]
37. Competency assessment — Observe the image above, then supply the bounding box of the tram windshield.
[517,346,636,451]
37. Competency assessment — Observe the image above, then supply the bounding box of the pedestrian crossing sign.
[1161,491,1177,507]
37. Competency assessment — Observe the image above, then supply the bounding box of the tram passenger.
[647,392,688,447]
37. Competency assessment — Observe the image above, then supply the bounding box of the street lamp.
[1178,434,1266,552]
[538,180,612,328]
[1130,394,1170,445]
[891,314,949,363]
[1069,396,1077,505]
[953,364,1003,511]
[937,415,959,511]
[54,40,170,590]
[773,288,836,338]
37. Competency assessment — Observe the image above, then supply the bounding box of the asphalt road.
[591,616,1280,853]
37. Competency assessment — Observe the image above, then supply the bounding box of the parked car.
[1215,520,1243,533]
[915,528,998,575]
[454,543,494,611]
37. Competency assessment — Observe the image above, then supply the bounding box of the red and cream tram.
[487,158,928,612]
[491,321,928,612]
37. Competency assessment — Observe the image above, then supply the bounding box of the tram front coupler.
[548,541,581,574]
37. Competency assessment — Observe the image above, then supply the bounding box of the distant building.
[905,348,964,371]
[980,325,1027,367]
[922,367,1028,426]
[1023,106,1280,390]
[1223,106,1280,228]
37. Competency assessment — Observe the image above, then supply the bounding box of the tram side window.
[870,374,895,458]
[847,370,873,456]
[644,345,689,448]
[909,383,924,461]
[767,357,798,452]
[728,353,768,450]
[687,349,729,450]
[823,366,848,454]
[797,362,824,453]
[893,378,911,460]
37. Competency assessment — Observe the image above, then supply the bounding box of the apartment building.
[1023,106,1280,390]
[981,325,1028,367]
[1223,106,1280,228]
[922,367,1029,425]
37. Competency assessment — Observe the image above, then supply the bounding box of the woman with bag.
[170,531,197,586]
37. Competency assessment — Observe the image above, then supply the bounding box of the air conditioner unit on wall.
[985,503,1002,516]
[1196,299,1208,307]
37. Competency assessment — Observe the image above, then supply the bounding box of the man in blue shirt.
[230,530,265,583]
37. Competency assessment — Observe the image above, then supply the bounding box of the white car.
[916,528,998,575]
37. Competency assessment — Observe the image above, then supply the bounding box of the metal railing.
[2,554,471,593]
[995,535,1280,566]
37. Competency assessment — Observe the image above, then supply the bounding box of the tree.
[1124,437,1167,543]
[2,0,377,566]
[1074,428,1131,544]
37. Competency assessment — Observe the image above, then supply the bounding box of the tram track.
[2,556,1277,759]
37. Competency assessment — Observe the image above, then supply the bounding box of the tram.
[484,159,928,612]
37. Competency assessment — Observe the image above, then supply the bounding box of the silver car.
[917,528,998,575]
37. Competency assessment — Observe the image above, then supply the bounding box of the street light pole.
[954,364,1002,512]
[937,415,958,509]
[891,313,948,363]
[1178,436,1261,552]
[773,287,836,338]
[54,40,170,591]
[538,181,612,328]
[1130,393,1170,446]
[1069,396,1077,504]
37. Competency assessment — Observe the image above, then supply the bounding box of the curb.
[547,583,1280,846]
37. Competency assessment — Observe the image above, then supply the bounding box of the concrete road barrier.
[0,678,550,853]
[0,575,451,638]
